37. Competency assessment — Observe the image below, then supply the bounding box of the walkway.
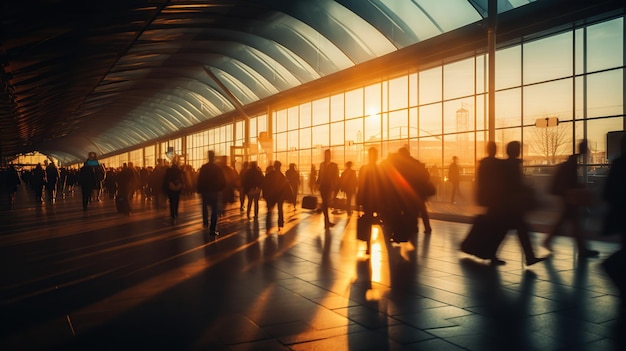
[0,189,623,350]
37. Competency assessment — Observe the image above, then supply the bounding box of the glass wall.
[99,15,624,208]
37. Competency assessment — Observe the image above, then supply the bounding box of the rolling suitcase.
[301,195,318,210]
[460,214,506,259]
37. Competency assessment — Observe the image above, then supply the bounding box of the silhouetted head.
[250,161,258,169]
[324,149,331,162]
[398,147,410,157]
[208,150,215,163]
[273,160,282,171]
[346,161,353,169]
[506,141,521,158]
[578,139,588,155]
[486,141,497,157]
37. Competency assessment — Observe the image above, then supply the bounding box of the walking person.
[544,140,598,258]
[197,150,226,235]
[262,161,289,234]
[285,163,300,210]
[339,161,357,216]
[357,147,382,255]
[308,164,318,194]
[317,149,339,229]
[242,161,264,220]
[239,161,249,212]
[31,163,46,203]
[501,141,548,266]
[163,158,184,223]
[44,160,59,203]
[78,155,100,210]
[448,156,461,204]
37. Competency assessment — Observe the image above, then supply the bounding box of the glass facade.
[97,16,623,209]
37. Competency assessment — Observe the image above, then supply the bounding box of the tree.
[529,123,569,165]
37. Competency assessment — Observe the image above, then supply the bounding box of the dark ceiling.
[1,0,623,165]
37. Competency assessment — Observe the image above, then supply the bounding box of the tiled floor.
[1,189,623,350]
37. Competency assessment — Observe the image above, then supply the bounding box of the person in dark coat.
[501,141,547,266]
[45,160,59,203]
[78,160,98,210]
[163,160,184,222]
[238,161,249,212]
[285,163,300,210]
[31,163,46,203]
[357,147,382,255]
[262,161,290,234]
[1,165,21,209]
[448,156,461,204]
[242,161,264,220]
[317,149,339,229]
[339,161,357,216]
[197,150,226,235]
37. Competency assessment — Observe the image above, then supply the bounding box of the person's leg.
[246,191,253,219]
[172,192,180,217]
[544,199,568,250]
[418,201,432,233]
[265,200,274,231]
[208,192,219,233]
[346,192,353,215]
[277,200,284,229]
[321,191,332,227]
[201,193,209,226]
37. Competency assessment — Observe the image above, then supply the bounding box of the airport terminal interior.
[1,0,625,350]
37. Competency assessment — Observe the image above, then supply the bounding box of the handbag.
[357,215,372,241]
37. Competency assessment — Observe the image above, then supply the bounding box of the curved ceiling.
[1,0,540,164]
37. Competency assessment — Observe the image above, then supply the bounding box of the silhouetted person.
[163,160,184,223]
[544,140,598,258]
[448,156,461,203]
[197,150,226,235]
[285,163,300,210]
[44,160,59,203]
[242,161,264,220]
[262,161,288,233]
[239,161,249,212]
[31,163,46,203]
[308,164,318,194]
[318,150,339,229]
[601,135,626,308]
[339,161,357,216]
[78,156,100,210]
[357,147,382,255]
[2,165,21,209]
[501,141,547,266]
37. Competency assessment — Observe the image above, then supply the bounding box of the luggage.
[390,213,417,243]
[301,195,318,210]
[332,197,347,210]
[460,214,506,259]
[115,195,131,214]
[357,215,373,241]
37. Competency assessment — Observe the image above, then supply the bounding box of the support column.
[488,0,497,142]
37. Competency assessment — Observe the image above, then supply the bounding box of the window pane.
[409,73,418,106]
[419,136,442,170]
[523,32,573,84]
[409,107,418,139]
[287,106,298,131]
[495,88,521,128]
[419,66,442,104]
[312,124,329,147]
[364,111,381,143]
[288,130,298,151]
[587,18,624,73]
[587,117,624,164]
[345,88,364,119]
[523,79,573,125]
[364,83,381,116]
[476,94,486,131]
[575,28,585,75]
[495,127,521,155]
[388,109,408,140]
[312,97,329,126]
[444,57,474,99]
[496,46,521,90]
[299,128,312,149]
[299,103,311,128]
[330,94,344,123]
[444,98,474,133]
[275,131,286,151]
[525,123,572,165]
[419,103,442,136]
[476,55,486,94]
[330,121,345,146]
[345,118,363,144]
[274,109,287,133]
[389,76,408,110]
[587,69,623,118]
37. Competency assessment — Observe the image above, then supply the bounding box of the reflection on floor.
[1,190,623,350]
